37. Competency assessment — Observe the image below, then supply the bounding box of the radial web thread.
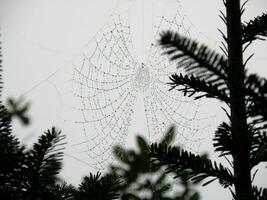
[49,0,216,170]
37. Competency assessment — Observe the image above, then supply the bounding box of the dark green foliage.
[169,73,229,102]
[242,13,267,44]
[0,104,117,200]
[112,135,150,178]
[0,33,24,199]
[244,73,267,125]
[112,135,170,199]
[0,105,25,200]
[160,31,228,84]
[0,101,69,200]
[74,172,121,200]
[213,122,233,156]
[250,130,267,169]
[150,3,267,200]
[7,97,31,125]
[161,126,175,146]
[252,186,267,200]
[40,182,76,200]
[177,177,201,200]
[111,127,200,200]
[150,143,234,188]
[0,105,20,156]
[24,127,66,200]
[0,44,69,198]
[160,31,230,103]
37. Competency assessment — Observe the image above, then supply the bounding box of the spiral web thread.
[52,0,215,170]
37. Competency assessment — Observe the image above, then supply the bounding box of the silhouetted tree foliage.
[6,3,266,199]
[0,36,75,200]
[74,172,121,200]
[0,103,73,199]
[111,126,200,200]
[6,97,31,125]
[24,128,67,200]
[0,105,26,200]
[0,113,74,200]
[149,1,267,200]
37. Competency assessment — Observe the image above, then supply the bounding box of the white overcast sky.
[0,0,266,199]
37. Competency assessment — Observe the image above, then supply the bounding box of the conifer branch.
[75,172,121,200]
[159,31,228,86]
[169,73,230,102]
[250,131,267,169]
[213,122,233,157]
[252,186,267,200]
[242,13,267,44]
[149,143,234,188]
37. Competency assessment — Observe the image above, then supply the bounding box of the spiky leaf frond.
[0,105,25,200]
[137,135,149,155]
[6,97,30,125]
[76,172,121,200]
[169,73,229,102]
[113,145,128,163]
[250,130,267,169]
[214,120,267,169]
[112,136,151,184]
[42,182,76,200]
[149,143,234,188]
[242,13,267,44]
[111,134,190,200]
[245,74,267,124]
[247,101,267,127]
[159,31,228,86]
[213,120,267,169]
[0,105,19,154]
[252,186,267,200]
[245,74,267,99]
[25,127,65,199]
[213,122,233,156]
[160,125,176,146]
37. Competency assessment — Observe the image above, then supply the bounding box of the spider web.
[48,0,216,170]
